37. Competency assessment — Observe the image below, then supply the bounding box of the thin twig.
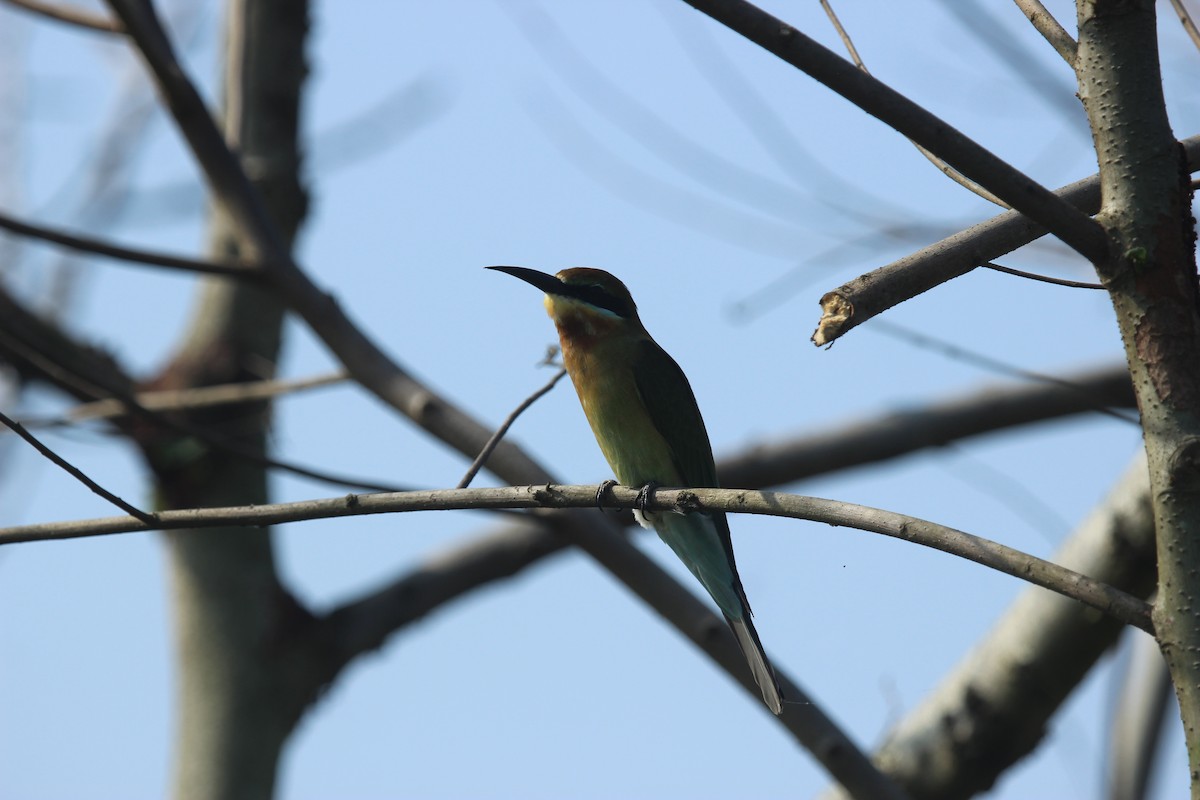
[22,371,348,427]
[1012,0,1078,64]
[458,367,567,489]
[2,0,122,33]
[0,409,155,523]
[982,260,1105,289]
[819,0,1009,208]
[0,208,263,280]
[1167,0,1200,51]
[0,483,1154,632]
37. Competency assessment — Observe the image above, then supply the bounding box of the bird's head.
[487,266,642,342]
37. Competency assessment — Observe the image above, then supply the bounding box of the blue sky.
[1,1,1196,797]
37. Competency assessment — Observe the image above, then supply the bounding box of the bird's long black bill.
[486,265,566,295]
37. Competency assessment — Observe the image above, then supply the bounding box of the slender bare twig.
[458,367,567,489]
[1167,0,1200,51]
[982,260,1105,289]
[2,0,122,33]
[819,0,1008,208]
[0,483,1154,631]
[0,408,154,522]
[679,0,1108,262]
[1012,0,1078,64]
[21,371,348,427]
[0,208,263,279]
[811,133,1200,345]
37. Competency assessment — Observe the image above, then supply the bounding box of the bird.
[487,265,783,715]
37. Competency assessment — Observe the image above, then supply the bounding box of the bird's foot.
[635,481,660,516]
[595,479,619,513]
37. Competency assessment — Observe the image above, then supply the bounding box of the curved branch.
[0,483,1154,633]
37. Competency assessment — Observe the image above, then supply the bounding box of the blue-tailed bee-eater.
[488,266,783,715]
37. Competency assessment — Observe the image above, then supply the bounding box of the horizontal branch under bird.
[0,483,1154,634]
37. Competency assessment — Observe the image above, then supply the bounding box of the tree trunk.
[145,2,311,798]
[1075,0,1200,791]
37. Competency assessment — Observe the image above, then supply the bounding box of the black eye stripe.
[565,283,631,318]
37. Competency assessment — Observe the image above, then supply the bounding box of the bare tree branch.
[2,0,122,33]
[457,367,567,489]
[0,482,1154,633]
[20,371,347,426]
[1012,0,1078,64]
[1166,0,1200,52]
[981,260,1104,289]
[811,133,1200,345]
[0,207,263,279]
[678,0,1108,262]
[0,408,155,522]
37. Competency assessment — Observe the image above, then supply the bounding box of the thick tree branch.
[812,133,1200,346]
[1075,0,1200,782]
[0,483,1154,633]
[679,0,1108,262]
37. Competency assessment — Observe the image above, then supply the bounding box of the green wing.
[631,338,719,489]
[632,338,753,609]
